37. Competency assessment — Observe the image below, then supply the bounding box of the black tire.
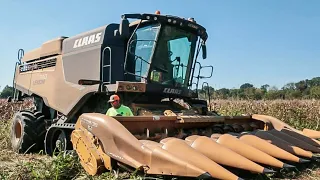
[10,110,47,153]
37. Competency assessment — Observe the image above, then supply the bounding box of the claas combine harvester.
[9,11,320,180]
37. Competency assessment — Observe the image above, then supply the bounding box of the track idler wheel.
[45,127,72,155]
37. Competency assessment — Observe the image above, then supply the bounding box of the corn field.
[210,99,320,131]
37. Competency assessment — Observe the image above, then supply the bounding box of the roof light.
[188,17,196,22]
[155,10,161,15]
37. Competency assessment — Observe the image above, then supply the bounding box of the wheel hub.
[51,130,68,153]
[14,121,22,140]
[55,139,64,151]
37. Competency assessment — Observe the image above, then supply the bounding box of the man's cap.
[108,95,120,102]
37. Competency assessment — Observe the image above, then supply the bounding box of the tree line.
[1,77,319,100]
[0,85,14,99]
[198,77,320,100]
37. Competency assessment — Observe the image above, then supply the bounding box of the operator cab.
[122,11,208,91]
[98,11,212,116]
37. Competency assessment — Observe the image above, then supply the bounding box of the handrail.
[101,46,112,84]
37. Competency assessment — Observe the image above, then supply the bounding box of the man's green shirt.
[106,105,134,116]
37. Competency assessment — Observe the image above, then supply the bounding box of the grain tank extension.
[9,11,320,180]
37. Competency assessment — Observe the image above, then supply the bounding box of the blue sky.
[0,0,319,91]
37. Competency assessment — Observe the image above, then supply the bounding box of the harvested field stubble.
[0,99,319,179]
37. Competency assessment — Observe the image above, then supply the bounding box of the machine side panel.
[15,24,126,117]
[27,58,58,98]
[46,55,99,116]
[62,46,101,84]
[62,26,107,84]
[14,54,100,116]
[13,65,32,94]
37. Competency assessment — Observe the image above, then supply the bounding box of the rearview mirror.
[119,17,130,38]
[202,43,207,59]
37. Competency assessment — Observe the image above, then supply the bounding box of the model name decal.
[33,74,48,85]
[80,118,98,131]
[107,152,124,160]
[33,79,45,85]
[73,32,102,48]
[163,88,182,94]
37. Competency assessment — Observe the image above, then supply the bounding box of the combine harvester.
[9,11,320,179]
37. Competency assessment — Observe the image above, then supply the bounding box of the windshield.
[129,23,160,81]
[149,26,197,87]
[128,24,198,86]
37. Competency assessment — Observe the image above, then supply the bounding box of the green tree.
[0,85,14,98]
[229,89,240,99]
[193,76,320,100]
[243,87,256,99]
[288,90,302,99]
[282,82,295,90]
[240,83,254,89]
[295,80,308,92]
[260,84,270,97]
[310,86,320,99]
[310,77,320,86]
[215,88,230,99]
[261,84,270,91]
[254,88,264,100]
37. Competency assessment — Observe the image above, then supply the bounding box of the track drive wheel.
[45,127,72,156]
[10,110,46,153]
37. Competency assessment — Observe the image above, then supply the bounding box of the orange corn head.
[71,112,320,179]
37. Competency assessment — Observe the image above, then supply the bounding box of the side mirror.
[202,43,207,59]
[199,65,213,79]
[119,17,130,39]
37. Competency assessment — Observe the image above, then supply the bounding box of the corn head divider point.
[8,11,320,180]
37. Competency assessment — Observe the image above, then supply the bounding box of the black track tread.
[11,110,47,153]
[212,126,224,134]
[32,112,46,137]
